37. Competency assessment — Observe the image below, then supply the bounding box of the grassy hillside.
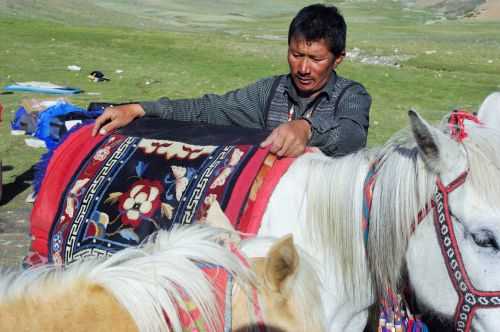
[0,0,499,213]
[0,0,315,31]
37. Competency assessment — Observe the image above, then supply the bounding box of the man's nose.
[298,58,311,75]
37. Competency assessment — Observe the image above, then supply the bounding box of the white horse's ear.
[408,110,464,176]
[477,92,500,130]
[264,234,298,293]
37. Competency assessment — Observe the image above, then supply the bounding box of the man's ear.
[333,51,345,69]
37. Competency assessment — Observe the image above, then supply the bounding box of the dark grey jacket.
[139,72,371,156]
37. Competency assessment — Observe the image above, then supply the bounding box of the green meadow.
[0,0,499,212]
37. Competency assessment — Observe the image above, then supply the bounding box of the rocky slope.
[401,0,486,18]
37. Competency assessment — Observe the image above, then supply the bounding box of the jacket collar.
[284,71,338,103]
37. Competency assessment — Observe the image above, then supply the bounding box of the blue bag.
[35,102,103,149]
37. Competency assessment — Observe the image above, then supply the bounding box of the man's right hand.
[92,104,146,136]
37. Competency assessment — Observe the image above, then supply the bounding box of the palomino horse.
[259,92,500,331]
[26,93,500,331]
[0,224,324,331]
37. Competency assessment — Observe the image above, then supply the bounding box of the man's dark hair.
[288,4,347,57]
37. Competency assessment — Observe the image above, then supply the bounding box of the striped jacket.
[139,72,371,156]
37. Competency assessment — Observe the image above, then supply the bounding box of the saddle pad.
[27,121,293,266]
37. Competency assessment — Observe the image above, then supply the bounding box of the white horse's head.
[405,108,500,331]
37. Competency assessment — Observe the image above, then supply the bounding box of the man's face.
[288,37,344,98]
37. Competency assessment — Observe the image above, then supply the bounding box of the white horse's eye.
[471,229,499,251]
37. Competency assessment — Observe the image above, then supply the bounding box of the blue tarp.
[4,84,81,95]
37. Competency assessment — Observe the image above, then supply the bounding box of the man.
[92,4,371,157]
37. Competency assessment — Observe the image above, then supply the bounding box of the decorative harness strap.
[362,161,378,246]
[177,243,266,332]
[363,159,430,332]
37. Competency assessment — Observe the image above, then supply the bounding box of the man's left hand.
[260,119,312,157]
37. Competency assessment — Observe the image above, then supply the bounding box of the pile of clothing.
[11,99,103,149]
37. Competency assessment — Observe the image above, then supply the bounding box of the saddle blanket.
[26,119,294,266]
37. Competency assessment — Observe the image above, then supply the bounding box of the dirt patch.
[408,0,487,18]
[472,0,500,20]
[0,207,31,268]
[347,48,414,67]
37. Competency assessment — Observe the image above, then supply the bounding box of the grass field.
[0,0,499,214]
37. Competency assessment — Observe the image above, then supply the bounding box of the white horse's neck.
[261,151,374,330]
[261,133,444,330]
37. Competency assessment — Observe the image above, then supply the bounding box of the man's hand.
[260,119,312,157]
[92,104,145,136]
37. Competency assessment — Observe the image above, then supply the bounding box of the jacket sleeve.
[308,84,371,157]
[138,77,276,129]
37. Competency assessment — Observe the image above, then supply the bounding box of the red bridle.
[415,111,500,331]
[413,172,500,332]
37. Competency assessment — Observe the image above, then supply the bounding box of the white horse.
[0,224,324,331]
[259,92,500,331]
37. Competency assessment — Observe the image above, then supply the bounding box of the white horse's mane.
[0,225,254,332]
[301,116,500,302]
[300,151,371,302]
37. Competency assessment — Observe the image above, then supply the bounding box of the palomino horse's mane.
[0,225,254,332]
[301,115,500,302]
